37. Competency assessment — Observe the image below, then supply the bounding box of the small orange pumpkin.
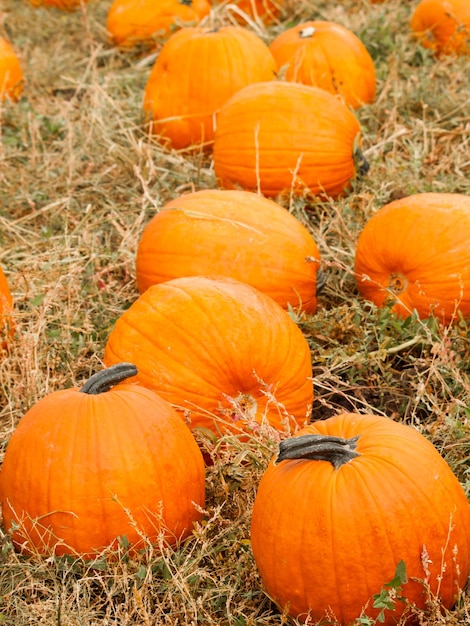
[143,26,277,150]
[107,0,211,48]
[251,412,470,624]
[354,192,470,322]
[0,265,15,348]
[135,189,320,313]
[0,37,23,102]
[28,0,91,8]
[0,363,205,557]
[269,21,376,109]
[104,276,313,438]
[213,81,367,199]
[410,0,470,56]
[222,0,284,25]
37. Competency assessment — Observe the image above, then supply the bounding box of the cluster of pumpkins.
[1,1,470,625]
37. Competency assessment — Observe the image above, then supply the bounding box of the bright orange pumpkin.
[0,37,23,102]
[410,0,470,56]
[251,412,470,624]
[354,192,470,323]
[0,363,205,557]
[143,26,277,150]
[213,81,367,199]
[135,189,320,313]
[107,0,211,48]
[269,21,376,109]
[103,276,313,437]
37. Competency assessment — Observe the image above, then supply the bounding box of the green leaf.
[385,560,408,588]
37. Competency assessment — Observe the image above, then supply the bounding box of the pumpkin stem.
[275,433,360,469]
[80,363,138,395]
[316,269,328,295]
[299,26,316,38]
[354,146,370,177]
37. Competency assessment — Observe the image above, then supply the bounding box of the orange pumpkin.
[410,0,470,56]
[0,265,15,348]
[251,412,470,624]
[269,21,376,109]
[0,363,205,557]
[0,37,23,102]
[222,0,284,25]
[135,189,320,313]
[103,276,313,437]
[143,26,277,150]
[107,0,211,48]
[354,192,470,323]
[213,81,367,199]
[28,0,91,8]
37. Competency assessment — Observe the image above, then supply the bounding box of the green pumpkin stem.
[275,434,360,469]
[80,363,138,395]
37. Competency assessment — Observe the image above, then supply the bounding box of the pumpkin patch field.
[1,0,470,624]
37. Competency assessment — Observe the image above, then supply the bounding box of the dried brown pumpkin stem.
[80,363,138,395]
[275,434,360,469]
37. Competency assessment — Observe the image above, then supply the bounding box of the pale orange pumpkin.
[0,37,23,102]
[354,192,470,322]
[104,276,314,437]
[143,26,277,150]
[107,0,211,48]
[135,189,320,313]
[410,0,470,56]
[269,21,376,109]
[213,81,367,199]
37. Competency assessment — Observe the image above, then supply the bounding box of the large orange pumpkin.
[213,81,367,199]
[103,276,313,437]
[143,26,277,150]
[0,363,205,557]
[251,412,470,624]
[410,0,470,56]
[135,189,320,313]
[0,37,23,102]
[269,21,376,110]
[354,192,470,323]
[0,265,15,348]
[107,0,211,48]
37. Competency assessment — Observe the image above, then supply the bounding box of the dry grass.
[0,0,469,623]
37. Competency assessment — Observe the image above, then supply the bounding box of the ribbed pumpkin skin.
[104,276,313,436]
[410,0,470,56]
[0,265,14,347]
[135,189,320,313]
[107,0,211,48]
[143,26,277,150]
[0,377,205,557]
[251,413,470,625]
[213,81,363,199]
[0,38,23,102]
[354,193,470,322]
[269,21,376,109]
